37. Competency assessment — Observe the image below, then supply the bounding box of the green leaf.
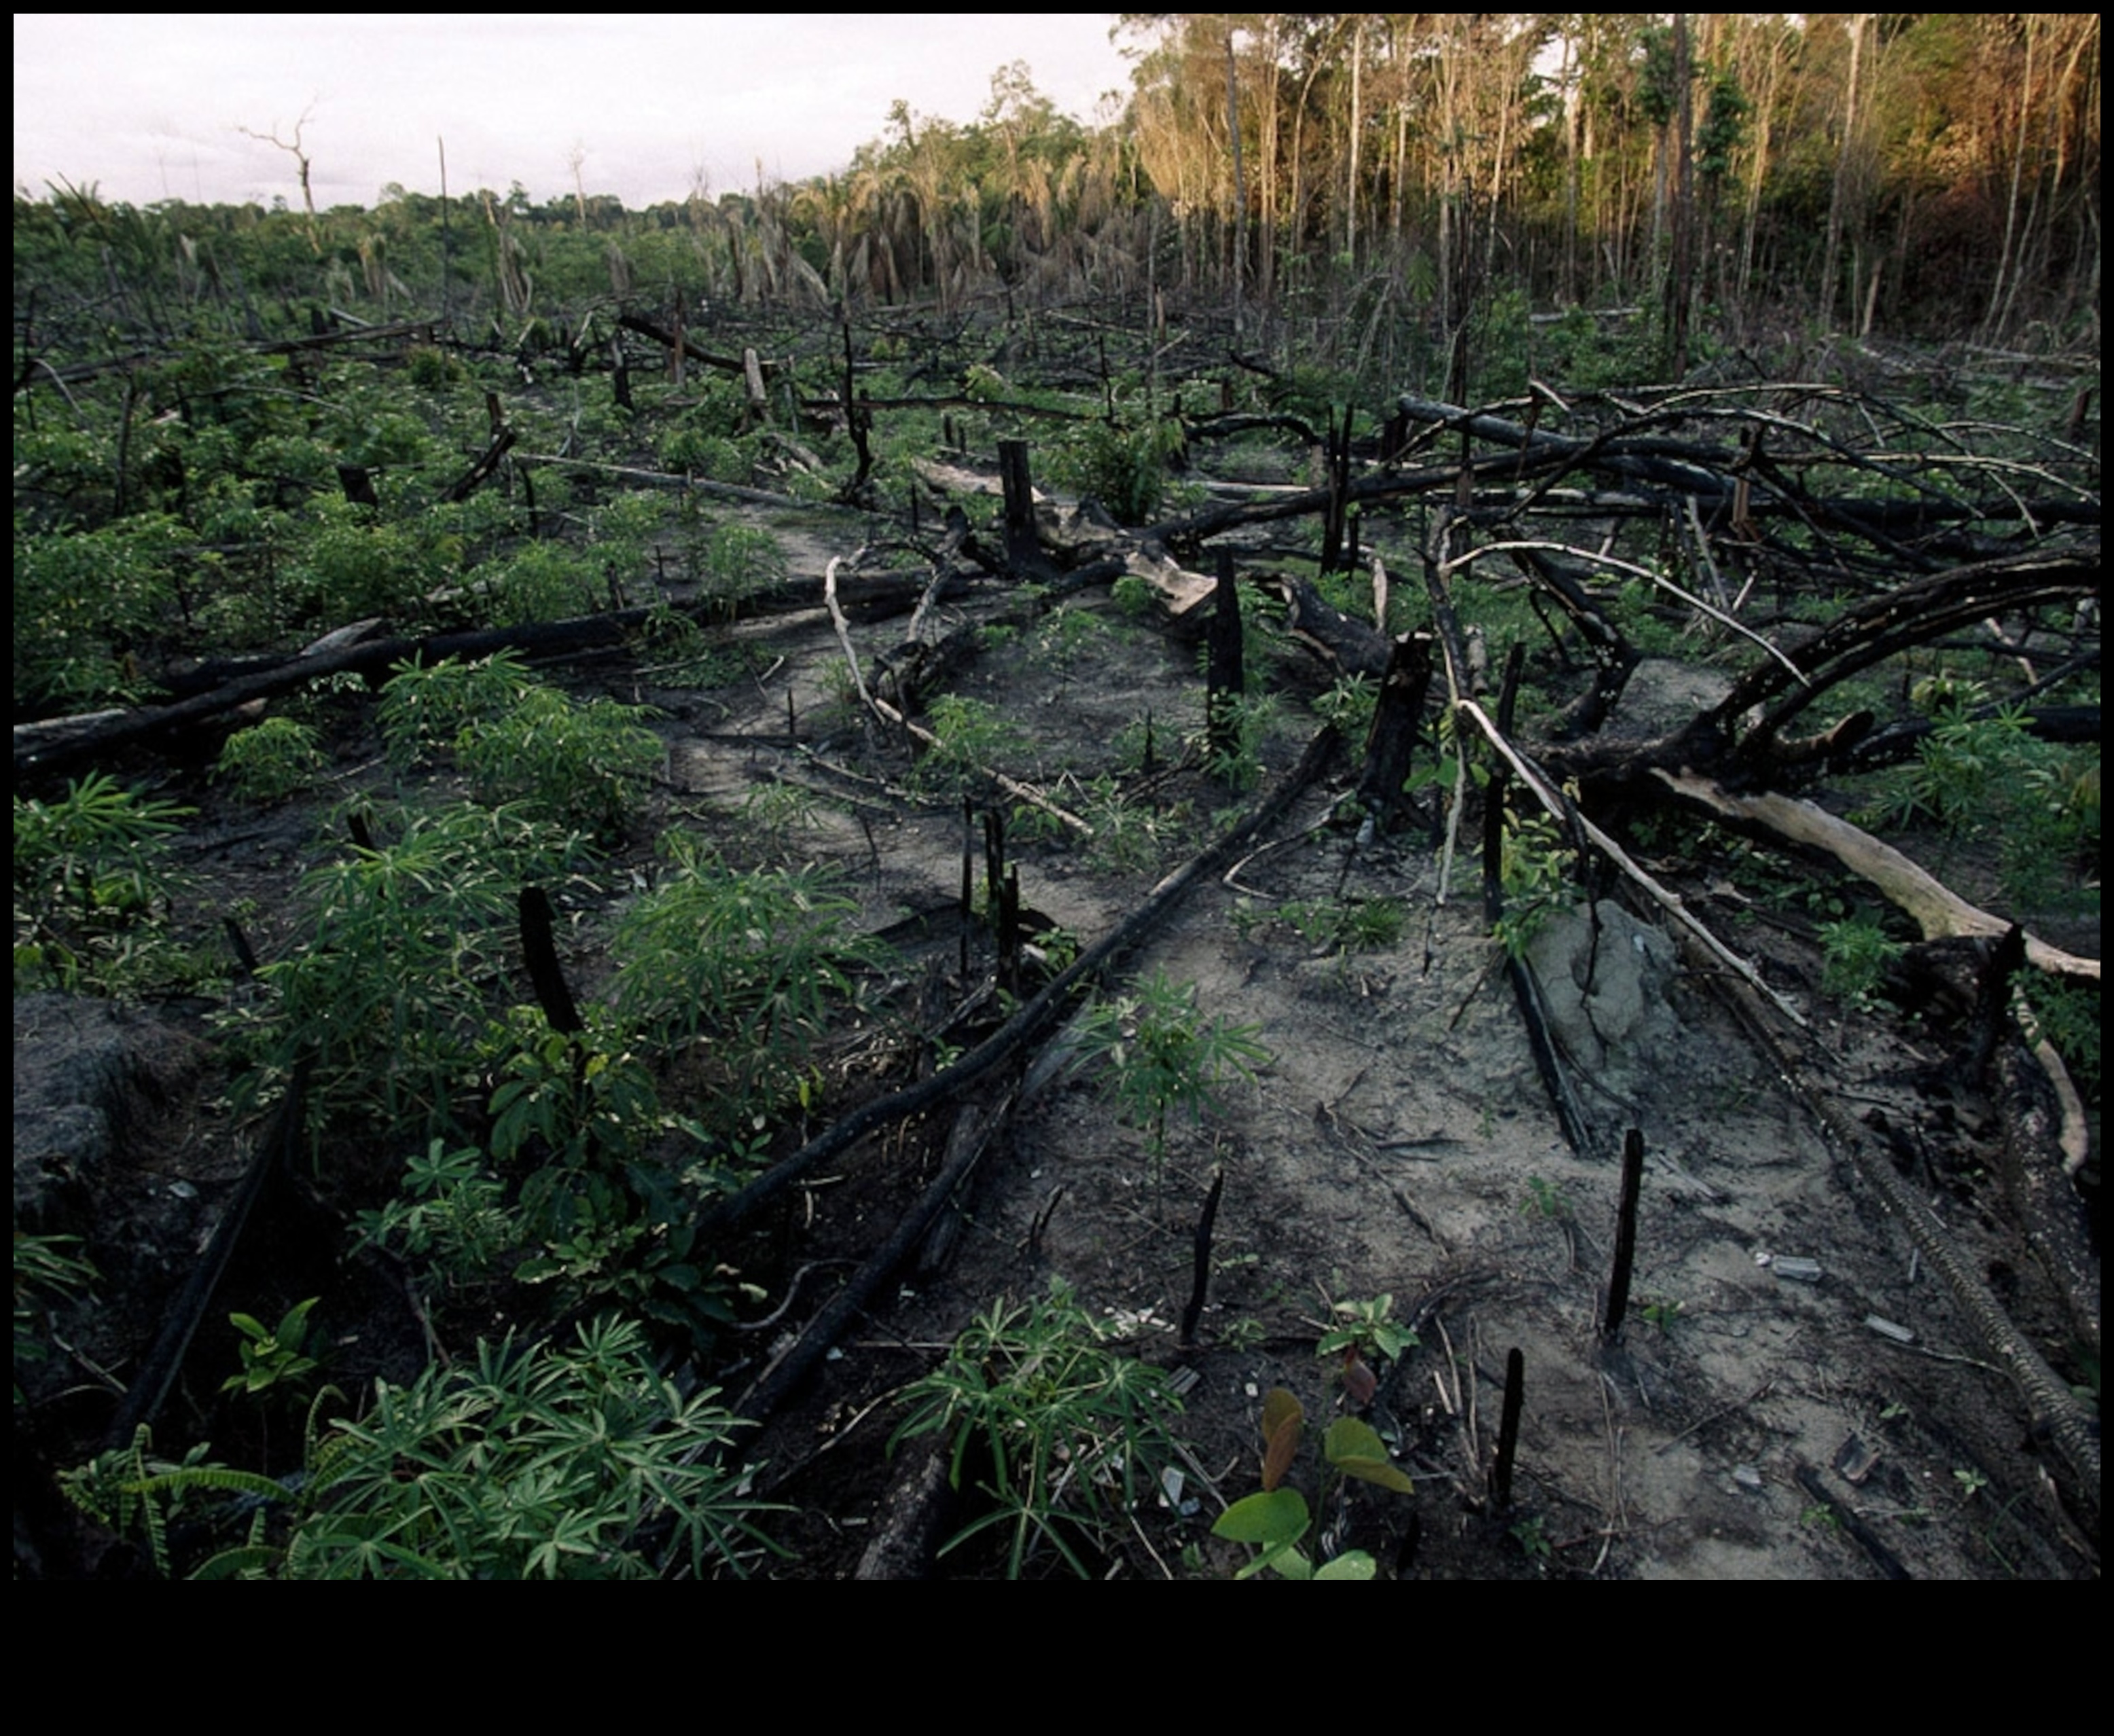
[1314,1549,1378,1579]
[1260,1386,1304,1491]
[1255,1546,1314,1580]
[1372,1323,1418,1360]
[273,1297,319,1352]
[1325,1416,1415,1494]
[1213,1487,1310,1549]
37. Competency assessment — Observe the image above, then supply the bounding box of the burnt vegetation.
[14,16,2101,1579]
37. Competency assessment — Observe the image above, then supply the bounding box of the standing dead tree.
[236,104,322,256]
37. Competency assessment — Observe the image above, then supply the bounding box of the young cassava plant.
[1212,1387,1414,1579]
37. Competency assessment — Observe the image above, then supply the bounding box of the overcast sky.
[14,13,1134,212]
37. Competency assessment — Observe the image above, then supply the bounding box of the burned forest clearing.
[16,242,2102,1579]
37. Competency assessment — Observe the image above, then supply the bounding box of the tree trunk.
[1664,13,1696,378]
[1227,29,1247,336]
[1820,13,1868,327]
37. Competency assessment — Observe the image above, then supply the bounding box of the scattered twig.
[1653,1379,1776,1453]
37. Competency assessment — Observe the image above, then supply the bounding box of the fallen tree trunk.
[1997,1036,2102,1362]
[1655,772,2100,982]
[1529,547,2101,791]
[15,613,636,781]
[14,572,941,782]
[732,1088,1016,1429]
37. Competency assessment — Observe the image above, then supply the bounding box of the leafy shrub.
[1272,896,1408,954]
[913,694,1034,796]
[356,1005,745,1335]
[378,654,662,838]
[284,506,448,623]
[221,1297,321,1399]
[215,717,327,803]
[65,1317,778,1578]
[738,780,830,858]
[243,433,342,494]
[1212,1386,1413,1580]
[14,515,186,708]
[404,344,459,389]
[2026,977,2100,1102]
[1200,690,1282,791]
[250,800,586,1142]
[1110,573,1157,619]
[1078,774,1188,875]
[1311,672,1379,740]
[1495,810,1572,958]
[612,836,883,1131]
[1903,703,2032,837]
[353,1140,517,1291]
[477,1006,738,1329]
[634,604,747,687]
[1049,411,1183,526]
[694,522,787,619]
[889,1280,1183,1578]
[658,424,748,482]
[1819,914,1905,1009]
[377,652,537,772]
[1858,700,2099,913]
[453,687,664,838]
[1071,970,1270,1173]
[14,1233,98,1403]
[14,772,196,993]
[1036,604,1111,669]
[484,541,601,626]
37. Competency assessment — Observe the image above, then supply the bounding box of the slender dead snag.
[1481,655,1594,1157]
[1491,1347,1525,1511]
[518,886,583,1036]
[1206,551,1244,759]
[238,105,322,254]
[1351,630,1432,834]
[1180,1167,1225,1348]
[997,439,1039,573]
[1602,1128,1646,1339]
[959,797,975,981]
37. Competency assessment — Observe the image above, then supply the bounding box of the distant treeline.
[15,16,2099,350]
